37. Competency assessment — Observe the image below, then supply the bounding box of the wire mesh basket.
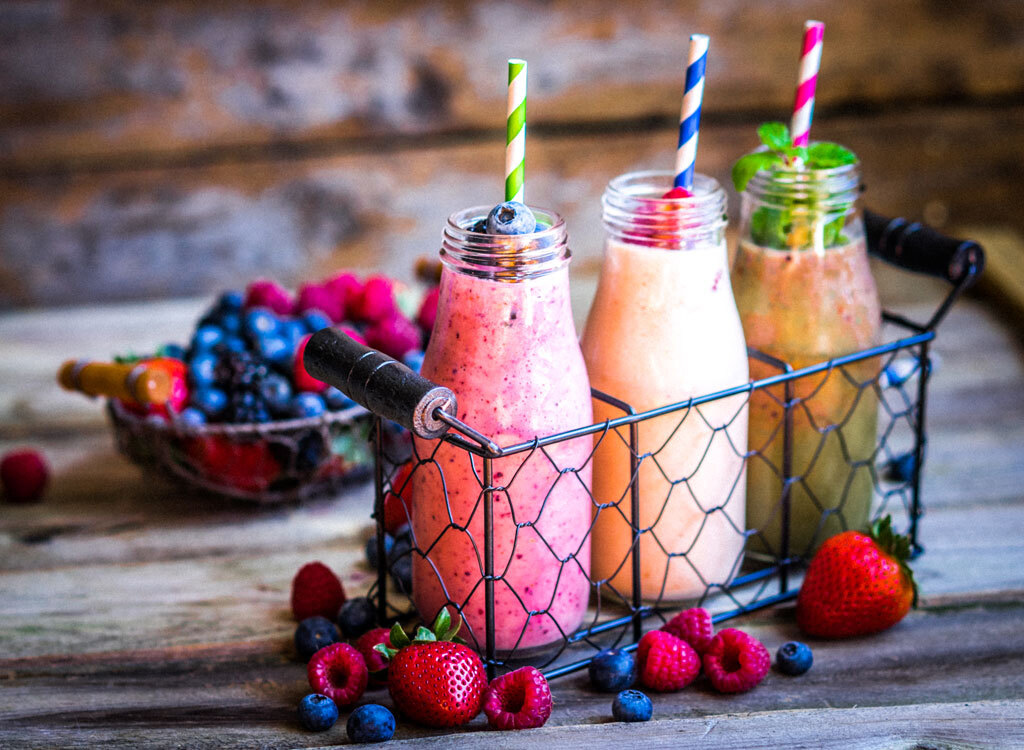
[305,210,983,679]
[107,400,377,503]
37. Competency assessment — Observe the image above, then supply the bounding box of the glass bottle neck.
[440,206,571,282]
[602,170,728,251]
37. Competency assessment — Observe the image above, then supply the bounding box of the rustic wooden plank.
[1,600,1022,749]
[1,0,1022,169]
[2,104,1022,307]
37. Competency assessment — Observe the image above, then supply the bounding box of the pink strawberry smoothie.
[581,172,749,601]
[411,208,593,655]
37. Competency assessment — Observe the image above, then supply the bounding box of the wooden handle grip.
[58,360,172,406]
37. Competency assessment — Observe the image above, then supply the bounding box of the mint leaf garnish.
[807,142,857,169]
[732,151,781,192]
[757,122,791,151]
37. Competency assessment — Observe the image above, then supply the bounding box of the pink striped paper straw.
[790,20,825,148]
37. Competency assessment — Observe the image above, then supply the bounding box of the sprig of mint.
[731,122,856,192]
[732,122,857,249]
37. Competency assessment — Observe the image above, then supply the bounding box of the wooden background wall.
[1,0,1022,308]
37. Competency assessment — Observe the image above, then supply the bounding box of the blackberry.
[215,350,269,391]
[230,389,271,423]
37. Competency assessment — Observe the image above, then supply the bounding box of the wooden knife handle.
[58,360,172,406]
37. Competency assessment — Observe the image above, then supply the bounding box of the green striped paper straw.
[505,59,527,204]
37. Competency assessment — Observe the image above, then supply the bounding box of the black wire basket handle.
[304,327,457,440]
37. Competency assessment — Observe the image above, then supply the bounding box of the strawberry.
[796,515,918,638]
[382,461,414,533]
[185,435,280,493]
[293,335,328,393]
[376,610,487,728]
[119,357,189,419]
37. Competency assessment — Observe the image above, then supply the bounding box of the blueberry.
[390,555,413,596]
[337,596,377,639]
[260,373,293,415]
[244,308,280,339]
[347,703,396,744]
[219,311,242,335]
[221,335,248,353]
[775,641,813,676]
[302,310,332,334]
[884,452,916,483]
[298,693,339,732]
[486,201,537,235]
[294,615,342,661]
[177,407,207,428]
[188,352,219,388]
[402,350,425,374]
[323,386,356,411]
[292,393,327,418]
[280,319,306,350]
[256,334,292,365]
[589,648,637,692]
[218,290,244,311]
[159,343,186,360]
[294,431,325,472]
[192,324,224,350]
[612,689,652,722]
[365,533,395,571]
[191,387,228,418]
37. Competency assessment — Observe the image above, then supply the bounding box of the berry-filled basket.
[304,210,984,680]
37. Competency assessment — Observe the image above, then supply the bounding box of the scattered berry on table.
[295,616,342,661]
[383,612,488,727]
[775,641,813,676]
[338,596,377,639]
[291,392,327,419]
[796,515,917,638]
[307,642,368,707]
[486,201,537,235]
[661,607,715,654]
[636,630,700,692]
[0,449,48,503]
[244,279,294,316]
[365,533,395,571]
[482,666,553,730]
[588,648,636,692]
[291,561,346,621]
[355,626,393,685]
[417,287,439,333]
[297,693,339,732]
[702,628,770,693]
[612,689,653,723]
[346,703,396,744]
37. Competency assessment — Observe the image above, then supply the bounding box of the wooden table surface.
[2,272,1024,748]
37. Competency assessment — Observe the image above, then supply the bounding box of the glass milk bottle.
[731,158,881,558]
[581,171,749,601]
[411,207,593,655]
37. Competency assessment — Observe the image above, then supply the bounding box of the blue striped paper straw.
[674,34,709,190]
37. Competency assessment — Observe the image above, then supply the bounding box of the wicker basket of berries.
[61,271,438,503]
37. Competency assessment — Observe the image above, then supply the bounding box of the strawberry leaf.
[869,515,919,608]
[374,643,399,660]
[757,122,791,151]
[413,626,436,643]
[432,608,451,639]
[732,151,781,192]
[389,622,411,649]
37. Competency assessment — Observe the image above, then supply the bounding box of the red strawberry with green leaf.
[796,515,918,638]
[375,610,487,727]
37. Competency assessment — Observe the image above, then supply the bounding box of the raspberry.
[291,561,346,621]
[417,287,439,333]
[702,628,770,694]
[365,313,421,360]
[354,627,392,685]
[482,666,552,730]
[244,279,293,316]
[295,283,345,323]
[324,272,363,318]
[636,630,700,692]
[293,335,328,393]
[354,276,397,323]
[661,607,715,654]
[1,450,48,503]
[307,642,368,707]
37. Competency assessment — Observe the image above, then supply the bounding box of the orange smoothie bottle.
[581,171,749,602]
[731,155,881,557]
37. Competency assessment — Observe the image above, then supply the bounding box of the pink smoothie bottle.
[411,206,593,656]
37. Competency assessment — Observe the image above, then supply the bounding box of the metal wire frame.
[369,253,979,681]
